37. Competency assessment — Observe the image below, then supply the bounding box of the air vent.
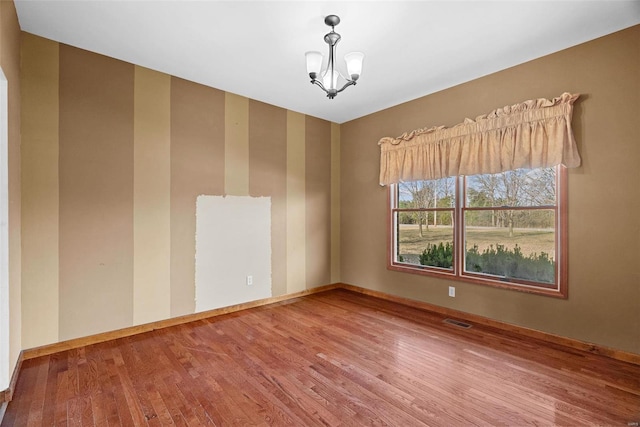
[443,318,472,329]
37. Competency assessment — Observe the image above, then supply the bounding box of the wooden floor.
[3,289,639,426]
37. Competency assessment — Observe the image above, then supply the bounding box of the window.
[381,93,579,298]
[389,165,567,297]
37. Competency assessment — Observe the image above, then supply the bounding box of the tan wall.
[21,33,58,348]
[133,66,170,325]
[169,77,225,317]
[341,25,640,355]
[58,44,135,340]
[248,100,287,297]
[0,0,21,386]
[20,34,338,346]
[305,116,332,288]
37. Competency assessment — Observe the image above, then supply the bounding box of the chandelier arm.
[335,80,357,94]
[311,79,329,95]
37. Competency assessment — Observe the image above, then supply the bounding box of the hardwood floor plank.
[3,289,639,426]
[189,319,315,426]
[240,313,446,424]
[4,358,40,425]
[173,376,218,426]
[318,291,638,423]
[101,348,137,427]
[277,303,499,424]
[25,356,49,426]
[252,306,478,426]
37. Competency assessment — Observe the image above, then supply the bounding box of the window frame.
[387,165,568,298]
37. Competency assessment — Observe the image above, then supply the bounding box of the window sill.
[387,262,567,299]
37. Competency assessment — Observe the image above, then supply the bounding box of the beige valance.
[378,92,581,185]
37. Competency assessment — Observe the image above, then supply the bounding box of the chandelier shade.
[305,15,364,99]
[345,52,365,79]
[305,51,323,76]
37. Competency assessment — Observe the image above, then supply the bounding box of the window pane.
[398,177,456,209]
[464,209,556,284]
[466,167,556,207]
[395,211,454,270]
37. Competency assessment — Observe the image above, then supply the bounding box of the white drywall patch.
[195,195,272,312]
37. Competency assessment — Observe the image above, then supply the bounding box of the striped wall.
[20,33,340,347]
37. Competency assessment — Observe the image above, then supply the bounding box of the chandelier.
[305,15,364,99]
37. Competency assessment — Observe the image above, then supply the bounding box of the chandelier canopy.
[305,15,364,99]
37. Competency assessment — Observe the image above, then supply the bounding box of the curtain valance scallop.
[378,93,581,185]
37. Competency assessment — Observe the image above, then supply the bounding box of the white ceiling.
[14,1,640,123]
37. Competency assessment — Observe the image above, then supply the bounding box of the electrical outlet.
[448,286,455,297]
[246,275,253,286]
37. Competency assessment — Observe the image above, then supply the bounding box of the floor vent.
[443,318,472,329]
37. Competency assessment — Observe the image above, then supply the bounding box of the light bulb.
[322,69,339,90]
